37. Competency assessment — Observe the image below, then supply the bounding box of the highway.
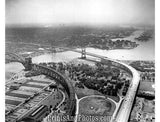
[68,48,140,122]
[6,45,140,122]
[110,60,140,122]
[26,46,140,122]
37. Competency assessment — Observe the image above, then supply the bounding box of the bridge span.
[5,52,76,120]
[6,47,140,122]
[31,64,76,116]
[5,52,25,63]
[67,48,140,122]
[50,46,140,122]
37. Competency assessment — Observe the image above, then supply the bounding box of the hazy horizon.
[6,0,155,26]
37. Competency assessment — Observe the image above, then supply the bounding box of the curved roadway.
[70,49,140,122]
[75,94,118,122]
[108,59,140,122]
[6,47,140,122]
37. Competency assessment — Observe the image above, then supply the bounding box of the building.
[5,79,63,122]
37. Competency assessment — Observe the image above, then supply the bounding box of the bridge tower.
[81,48,86,59]
[24,57,32,71]
[52,47,57,53]
[51,41,57,53]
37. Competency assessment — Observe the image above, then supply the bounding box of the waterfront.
[5,0,155,121]
[5,31,155,122]
[5,62,24,81]
[31,30,155,62]
[6,30,155,81]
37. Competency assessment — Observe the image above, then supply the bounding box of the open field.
[138,81,154,92]
[78,97,116,122]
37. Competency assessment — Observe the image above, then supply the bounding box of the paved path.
[75,95,119,122]
[6,44,140,122]
[69,49,140,122]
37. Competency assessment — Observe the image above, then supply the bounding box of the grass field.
[78,97,116,122]
[75,86,103,99]
[139,81,155,92]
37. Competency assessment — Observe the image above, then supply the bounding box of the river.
[5,62,24,81]
[6,30,154,80]
[32,30,154,63]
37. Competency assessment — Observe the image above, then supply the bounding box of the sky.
[6,0,155,26]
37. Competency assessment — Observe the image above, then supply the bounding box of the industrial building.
[5,79,63,122]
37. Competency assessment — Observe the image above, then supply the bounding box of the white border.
[1,0,158,122]
[0,0,5,121]
[155,0,159,122]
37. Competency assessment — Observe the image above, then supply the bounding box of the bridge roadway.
[5,52,25,63]
[6,46,140,122]
[62,48,140,122]
[31,64,76,117]
[37,45,140,122]
[108,60,140,122]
